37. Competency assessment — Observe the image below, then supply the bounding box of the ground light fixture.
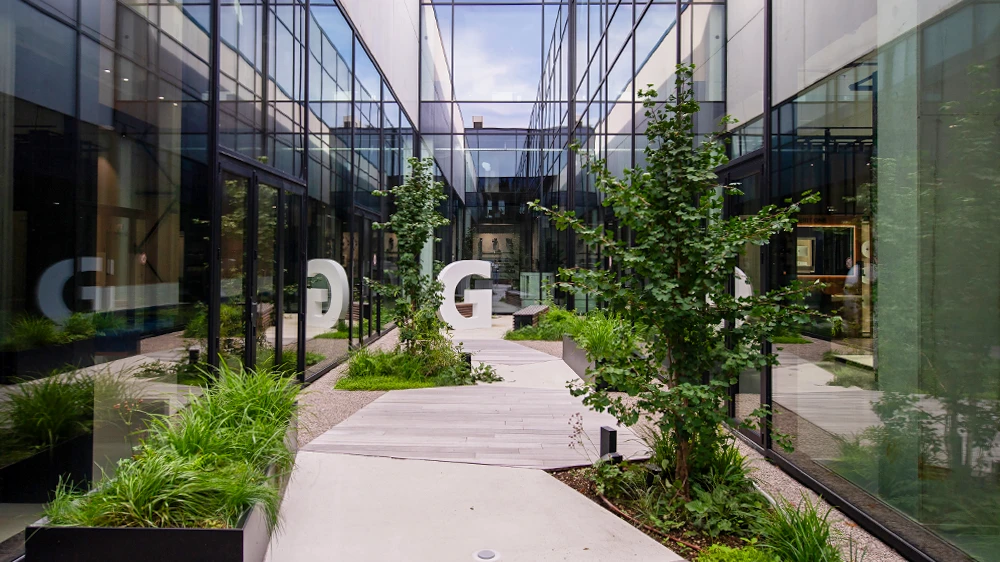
[474,549,500,561]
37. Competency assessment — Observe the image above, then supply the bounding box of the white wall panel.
[338,0,420,122]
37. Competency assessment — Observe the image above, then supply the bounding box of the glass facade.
[0,1,410,558]
[0,1,997,561]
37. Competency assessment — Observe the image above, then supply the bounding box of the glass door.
[218,158,305,378]
[219,171,251,368]
[253,183,280,371]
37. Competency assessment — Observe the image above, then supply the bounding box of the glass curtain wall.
[0,0,408,558]
[719,1,1000,561]
[0,0,212,557]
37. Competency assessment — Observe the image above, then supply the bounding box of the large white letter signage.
[306,259,350,330]
[437,260,492,329]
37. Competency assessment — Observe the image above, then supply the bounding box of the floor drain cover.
[475,550,498,560]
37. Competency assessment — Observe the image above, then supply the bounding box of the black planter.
[0,341,96,384]
[0,432,93,503]
[25,504,272,562]
[94,331,141,355]
[24,419,297,562]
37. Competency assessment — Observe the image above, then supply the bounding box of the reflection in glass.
[220,173,250,365]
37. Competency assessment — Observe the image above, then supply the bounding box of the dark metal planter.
[24,504,272,562]
[0,341,96,384]
[94,331,141,355]
[0,432,94,503]
[24,418,298,562]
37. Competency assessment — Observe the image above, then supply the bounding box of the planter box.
[0,432,93,503]
[561,335,626,392]
[563,334,594,384]
[94,331,141,355]
[24,419,298,562]
[0,341,96,384]
[25,504,272,562]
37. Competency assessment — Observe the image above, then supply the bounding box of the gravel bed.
[297,329,400,445]
[735,438,906,562]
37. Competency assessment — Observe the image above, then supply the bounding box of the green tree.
[369,158,450,352]
[530,66,824,497]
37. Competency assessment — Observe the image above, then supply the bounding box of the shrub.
[338,346,500,390]
[503,305,582,341]
[696,544,777,562]
[62,313,97,341]
[46,452,279,529]
[761,496,842,562]
[574,310,634,360]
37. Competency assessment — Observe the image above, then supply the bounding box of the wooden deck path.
[303,384,647,469]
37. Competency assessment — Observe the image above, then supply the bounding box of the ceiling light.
[158,96,165,100]
[123,78,129,82]
[104,69,111,73]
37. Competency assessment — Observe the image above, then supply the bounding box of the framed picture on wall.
[796,238,815,273]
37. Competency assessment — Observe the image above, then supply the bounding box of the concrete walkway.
[265,453,681,562]
[267,317,681,561]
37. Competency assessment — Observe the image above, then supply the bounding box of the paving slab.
[265,452,683,562]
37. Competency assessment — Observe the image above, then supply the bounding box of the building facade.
[1,1,998,561]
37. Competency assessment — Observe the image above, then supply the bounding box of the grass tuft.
[43,364,298,530]
[760,496,842,562]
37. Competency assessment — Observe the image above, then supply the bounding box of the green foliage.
[503,306,583,341]
[530,65,823,497]
[1,375,94,453]
[336,375,438,391]
[696,544,777,562]
[823,363,877,390]
[3,316,61,350]
[367,158,450,352]
[591,437,769,540]
[760,497,842,562]
[337,346,501,391]
[62,313,97,341]
[44,364,298,529]
[574,310,635,362]
[46,452,279,529]
[182,303,243,340]
[771,334,811,345]
[684,444,770,538]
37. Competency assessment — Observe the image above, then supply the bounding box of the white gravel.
[735,438,906,562]
[297,329,400,445]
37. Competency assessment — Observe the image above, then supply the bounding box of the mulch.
[550,467,744,560]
